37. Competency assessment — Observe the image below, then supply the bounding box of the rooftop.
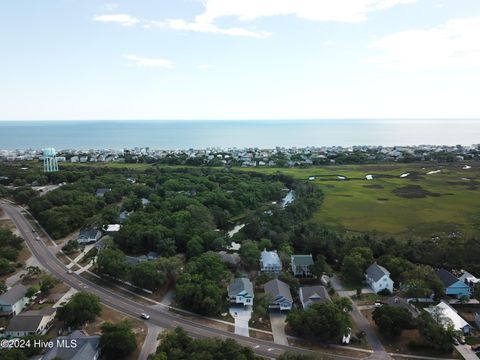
[292,254,314,267]
[366,262,390,282]
[0,284,28,305]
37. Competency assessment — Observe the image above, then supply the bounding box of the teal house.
[436,269,470,298]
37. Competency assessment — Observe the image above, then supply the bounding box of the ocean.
[0,120,479,150]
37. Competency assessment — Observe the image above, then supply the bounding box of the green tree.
[186,235,204,259]
[100,320,137,360]
[416,312,455,353]
[311,254,332,277]
[58,292,102,327]
[26,285,40,298]
[39,274,57,294]
[130,261,166,291]
[372,305,414,337]
[0,280,7,294]
[239,241,261,270]
[97,248,129,279]
[287,302,351,340]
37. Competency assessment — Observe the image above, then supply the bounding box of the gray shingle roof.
[6,308,56,332]
[78,228,101,239]
[264,279,293,303]
[300,286,330,306]
[366,263,390,282]
[436,268,460,288]
[0,284,28,305]
[292,255,314,267]
[228,278,253,297]
[42,330,101,360]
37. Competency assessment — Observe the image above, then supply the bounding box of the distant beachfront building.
[43,148,59,173]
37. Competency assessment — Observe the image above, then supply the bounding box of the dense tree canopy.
[152,327,260,360]
[100,320,137,360]
[58,292,102,327]
[372,305,415,337]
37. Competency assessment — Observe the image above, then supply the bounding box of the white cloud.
[323,40,334,46]
[124,55,173,68]
[94,0,416,38]
[195,0,417,23]
[93,14,139,27]
[366,17,480,71]
[145,19,271,38]
[197,64,215,70]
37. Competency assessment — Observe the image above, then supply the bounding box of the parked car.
[35,236,41,241]
[458,336,466,345]
[342,327,351,345]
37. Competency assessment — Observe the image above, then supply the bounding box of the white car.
[35,236,41,241]
[342,327,352,345]
[141,313,150,320]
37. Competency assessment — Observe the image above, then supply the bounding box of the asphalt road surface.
[0,201,363,360]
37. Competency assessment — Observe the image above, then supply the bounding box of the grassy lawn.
[238,162,480,239]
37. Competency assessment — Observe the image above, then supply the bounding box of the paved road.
[0,201,363,360]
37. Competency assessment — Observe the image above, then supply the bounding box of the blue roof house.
[436,269,470,298]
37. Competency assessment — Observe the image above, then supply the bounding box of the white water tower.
[43,148,59,172]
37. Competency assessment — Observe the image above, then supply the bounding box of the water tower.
[43,148,59,172]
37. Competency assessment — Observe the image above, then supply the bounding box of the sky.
[1,0,480,120]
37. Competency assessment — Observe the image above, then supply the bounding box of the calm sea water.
[0,120,479,150]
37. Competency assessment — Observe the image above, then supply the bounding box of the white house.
[291,254,314,277]
[365,263,394,294]
[427,301,472,334]
[264,279,293,311]
[260,249,282,273]
[5,308,56,337]
[228,278,254,306]
[76,228,102,244]
[0,284,29,316]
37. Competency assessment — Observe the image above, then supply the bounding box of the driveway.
[139,324,162,360]
[331,274,393,360]
[455,344,478,360]
[269,312,288,345]
[229,306,251,337]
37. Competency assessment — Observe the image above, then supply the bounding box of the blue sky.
[1,0,479,120]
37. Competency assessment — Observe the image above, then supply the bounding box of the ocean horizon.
[0,119,479,150]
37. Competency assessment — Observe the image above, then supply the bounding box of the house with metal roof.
[95,188,110,197]
[228,278,254,306]
[260,249,282,273]
[365,262,394,294]
[77,228,102,244]
[291,254,314,277]
[436,268,470,298]
[299,285,331,309]
[41,330,101,360]
[426,301,472,334]
[5,307,56,337]
[0,284,29,317]
[264,279,293,311]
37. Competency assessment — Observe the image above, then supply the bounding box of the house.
[124,255,148,265]
[103,224,121,233]
[217,251,241,268]
[228,278,254,306]
[436,268,470,298]
[260,249,282,273]
[299,286,331,309]
[426,301,472,334]
[76,228,102,244]
[5,307,56,337]
[141,198,150,206]
[0,284,29,317]
[147,251,159,260]
[458,270,479,294]
[291,254,314,276]
[365,263,394,294]
[119,210,131,223]
[264,279,293,311]
[95,188,110,197]
[41,330,101,360]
